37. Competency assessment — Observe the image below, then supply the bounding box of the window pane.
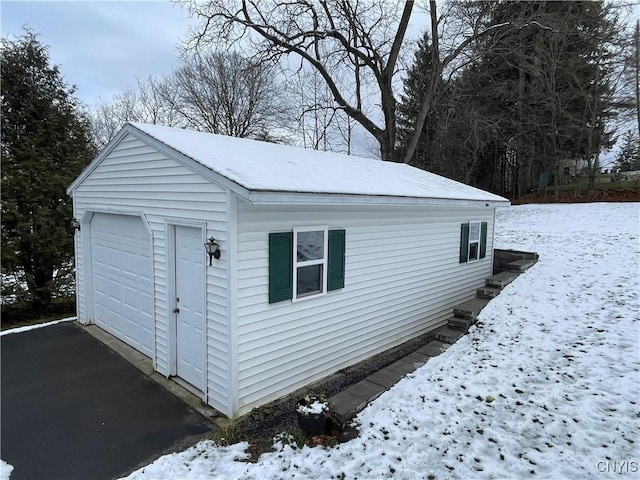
[297,230,324,261]
[297,264,322,296]
[469,242,479,261]
[469,222,480,242]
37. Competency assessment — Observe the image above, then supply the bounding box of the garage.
[90,213,154,357]
[68,122,508,418]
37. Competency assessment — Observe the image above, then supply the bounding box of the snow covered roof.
[71,123,509,206]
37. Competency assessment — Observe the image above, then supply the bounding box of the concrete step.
[447,316,474,332]
[493,249,539,275]
[328,348,436,426]
[434,326,465,344]
[328,379,386,425]
[415,340,450,357]
[485,271,519,288]
[506,259,537,272]
[452,297,491,319]
[477,285,502,299]
[328,390,368,426]
[386,358,421,376]
[402,351,431,367]
[367,368,408,389]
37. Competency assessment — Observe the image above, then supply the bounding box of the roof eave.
[246,191,510,208]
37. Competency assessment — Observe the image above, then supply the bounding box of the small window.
[459,221,488,264]
[293,227,328,300]
[468,221,480,262]
[269,228,345,304]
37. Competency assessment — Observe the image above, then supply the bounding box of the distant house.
[67,123,509,418]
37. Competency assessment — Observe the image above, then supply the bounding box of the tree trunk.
[551,108,559,199]
[635,20,639,140]
[378,133,396,163]
[26,262,54,311]
[517,64,527,197]
[401,0,441,164]
[587,45,603,197]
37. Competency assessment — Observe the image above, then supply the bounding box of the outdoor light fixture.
[205,237,220,266]
[71,218,81,231]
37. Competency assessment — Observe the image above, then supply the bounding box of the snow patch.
[0,460,13,480]
[0,317,76,336]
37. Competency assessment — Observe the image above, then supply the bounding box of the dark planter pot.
[296,411,326,437]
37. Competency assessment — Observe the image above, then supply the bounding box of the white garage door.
[91,213,154,357]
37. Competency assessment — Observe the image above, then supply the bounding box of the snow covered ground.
[119,202,639,480]
[3,203,638,480]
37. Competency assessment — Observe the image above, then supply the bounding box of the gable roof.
[69,123,509,207]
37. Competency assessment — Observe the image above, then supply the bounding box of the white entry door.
[174,225,206,391]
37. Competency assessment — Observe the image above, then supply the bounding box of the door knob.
[173,307,180,314]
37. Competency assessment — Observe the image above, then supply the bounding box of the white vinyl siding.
[235,204,494,414]
[72,196,85,323]
[72,133,231,416]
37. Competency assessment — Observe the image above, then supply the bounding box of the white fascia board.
[247,191,511,208]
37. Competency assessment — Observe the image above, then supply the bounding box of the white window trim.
[292,225,328,301]
[467,220,481,263]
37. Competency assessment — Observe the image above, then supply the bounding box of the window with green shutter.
[269,232,293,303]
[269,227,346,303]
[327,229,346,291]
[459,223,469,263]
[460,221,488,263]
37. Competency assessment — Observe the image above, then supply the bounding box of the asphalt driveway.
[1,321,214,480]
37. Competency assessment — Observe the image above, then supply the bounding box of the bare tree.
[291,67,334,151]
[636,20,640,138]
[90,76,184,148]
[177,0,513,163]
[137,75,183,127]
[287,66,356,153]
[90,50,288,146]
[620,18,640,139]
[91,88,144,148]
[179,0,415,161]
[166,51,287,137]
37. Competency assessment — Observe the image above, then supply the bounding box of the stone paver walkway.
[327,249,539,427]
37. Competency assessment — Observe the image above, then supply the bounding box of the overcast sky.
[1,1,636,161]
[1,1,192,107]
[0,1,433,109]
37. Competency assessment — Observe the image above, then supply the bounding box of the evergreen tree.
[397,32,449,175]
[403,1,620,197]
[614,130,640,171]
[1,30,96,311]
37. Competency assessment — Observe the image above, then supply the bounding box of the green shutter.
[269,232,293,303]
[327,229,346,291]
[459,223,469,263]
[480,222,488,259]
